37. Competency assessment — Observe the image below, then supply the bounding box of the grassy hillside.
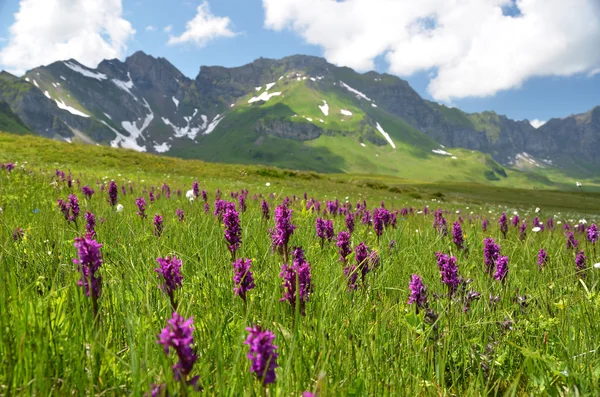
[0,101,31,135]
[2,131,599,213]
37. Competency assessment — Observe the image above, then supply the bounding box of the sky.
[1,0,600,126]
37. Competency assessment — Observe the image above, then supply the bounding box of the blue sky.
[1,0,599,124]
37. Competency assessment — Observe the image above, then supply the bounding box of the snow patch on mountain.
[63,61,107,81]
[154,142,171,153]
[33,79,39,88]
[55,98,90,118]
[340,81,372,101]
[200,115,208,129]
[60,76,66,81]
[103,113,112,120]
[255,86,262,91]
[265,82,276,91]
[375,122,396,149]
[172,96,179,109]
[120,98,154,148]
[432,149,453,156]
[111,73,137,100]
[101,120,146,152]
[340,109,353,116]
[161,116,202,140]
[44,91,51,99]
[318,100,329,116]
[248,91,282,103]
[205,114,224,135]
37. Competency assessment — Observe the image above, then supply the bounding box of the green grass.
[1,131,600,395]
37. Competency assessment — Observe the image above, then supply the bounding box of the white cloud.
[263,0,600,101]
[0,0,135,76]
[164,25,173,33]
[145,25,156,32]
[167,1,236,46]
[530,119,546,129]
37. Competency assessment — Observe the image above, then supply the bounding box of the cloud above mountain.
[167,1,237,47]
[263,0,600,101]
[0,0,135,75]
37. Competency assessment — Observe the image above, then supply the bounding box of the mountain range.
[0,51,598,186]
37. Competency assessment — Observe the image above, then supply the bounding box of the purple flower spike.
[345,212,355,234]
[316,217,334,246]
[73,237,103,299]
[261,200,270,221]
[108,181,118,206]
[494,255,509,282]
[336,231,352,264]
[155,256,183,301]
[566,231,579,250]
[270,204,296,256]
[483,238,500,275]
[158,312,198,385]
[575,250,587,277]
[85,211,96,237]
[481,219,489,231]
[176,208,184,222]
[223,207,242,256]
[192,181,199,198]
[588,224,598,244]
[408,275,428,310]
[136,197,147,219]
[452,221,464,250]
[81,185,94,198]
[244,326,279,386]
[537,248,548,269]
[280,247,312,314]
[154,215,164,237]
[499,213,508,238]
[436,252,460,295]
[233,258,255,302]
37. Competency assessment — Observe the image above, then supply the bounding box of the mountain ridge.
[0,51,598,185]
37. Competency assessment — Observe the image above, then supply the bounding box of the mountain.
[0,51,598,185]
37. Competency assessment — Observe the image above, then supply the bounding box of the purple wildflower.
[361,209,372,226]
[588,224,598,244]
[155,256,183,308]
[566,231,579,250]
[223,207,242,256]
[436,252,460,295]
[433,209,448,235]
[57,199,70,220]
[537,248,548,269]
[158,312,198,387]
[238,194,247,213]
[203,202,210,214]
[85,211,96,237]
[201,190,208,202]
[192,181,199,198]
[408,275,428,311]
[232,258,255,302]
[336,231,352,264]
[519,222,527,240]
[73,237,103,299]
[481,219,489,231]
[494,255,509,282]
[575,250,587,276]
[452,221,464,250]
[345,212,355,234]
[270,204,296,258]
[315,217,334,246]
[154,215,164,237]
[372,208,389,237]
[81,185,94,198]
[512,215,520,227]
[484,238,501,275]
[68,195,79,222]
[136,197,147,219]
[343,265,359,290]
[355,242,370,281]
[279,247,312,314]
[244,326,279,385]
[176,208,184,222]
[108,181,118,206]
[261,200,270,221]
[499,213,508,238]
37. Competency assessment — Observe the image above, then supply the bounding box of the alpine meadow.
[2,0,600,396]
